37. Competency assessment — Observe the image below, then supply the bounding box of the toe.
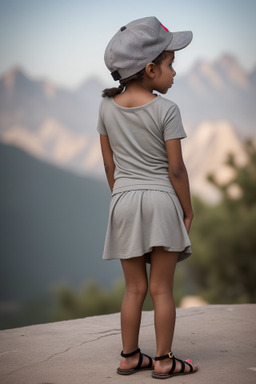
[185,359,198,373]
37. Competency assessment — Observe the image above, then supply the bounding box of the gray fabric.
[104,16,193,80]
[102,190,191,262]
[97,96,186,195]
[97,95,192,261]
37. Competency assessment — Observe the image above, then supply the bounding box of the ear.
[145,62,156,79]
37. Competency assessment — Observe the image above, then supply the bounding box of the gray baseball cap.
[104,16,193,81]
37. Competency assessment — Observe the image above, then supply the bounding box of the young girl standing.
[97,16,198,379]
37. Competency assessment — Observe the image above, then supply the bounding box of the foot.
[119,351,153,371]
[154,356,198,375]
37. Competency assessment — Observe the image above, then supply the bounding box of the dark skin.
[99,51,196,374]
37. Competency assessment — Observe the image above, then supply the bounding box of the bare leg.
[119,255,151,370]
[150,247,178,357]
[150,247,197,374]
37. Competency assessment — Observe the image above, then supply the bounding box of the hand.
[184,214,193,234]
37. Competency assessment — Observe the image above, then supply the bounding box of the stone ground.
[0,304,255,384]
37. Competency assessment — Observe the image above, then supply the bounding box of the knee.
[149,281,172,301]
[126,280,148,300]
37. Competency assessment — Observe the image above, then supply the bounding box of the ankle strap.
[155,352,174,361]
[121,348,140,358]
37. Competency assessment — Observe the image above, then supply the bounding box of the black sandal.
[152,352,198,379]
[117,348,153,375]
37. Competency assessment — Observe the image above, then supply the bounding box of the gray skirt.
[102,189,192,263]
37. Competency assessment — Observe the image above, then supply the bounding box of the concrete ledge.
[0,304,255,384]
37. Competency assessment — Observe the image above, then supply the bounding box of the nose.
[173,69,176,77]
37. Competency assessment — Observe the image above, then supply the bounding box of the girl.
[97,16,198,379]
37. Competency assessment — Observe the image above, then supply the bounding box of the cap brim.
[166,31,193,51]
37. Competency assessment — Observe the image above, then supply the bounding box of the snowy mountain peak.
[191,54,250,90]
[183,121,247,203]
[215,54,250,89]
[197,60,223,89]
[194,120,238,146]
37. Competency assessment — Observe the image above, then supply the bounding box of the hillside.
[0,143,122,303]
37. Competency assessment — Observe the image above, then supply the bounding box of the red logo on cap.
[160,23,169,32]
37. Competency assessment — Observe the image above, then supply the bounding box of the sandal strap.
[175,357,185,373]
[155,352,174,361]
[135,351,143,370]
[121,349,153,370]
[143,353,153,369]
[121,348,140,358]
[154,352,195,375]
[155,353,176,374]
[184,360,194,372]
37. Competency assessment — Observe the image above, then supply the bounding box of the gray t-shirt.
[97,95,186,195]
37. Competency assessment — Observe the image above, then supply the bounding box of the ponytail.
[102,84,125,98]
[101,68,145,98]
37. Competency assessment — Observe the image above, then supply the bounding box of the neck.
[113,81,157,108]
[125,80,154,94]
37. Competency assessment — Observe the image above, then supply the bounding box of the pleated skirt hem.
[103,243,192,263]
[102,189,192,263]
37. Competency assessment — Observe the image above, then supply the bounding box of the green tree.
[187,139,256,303]
[52,272,188,322]
[52,280,125,321]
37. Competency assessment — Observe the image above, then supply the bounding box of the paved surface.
[0,304,255,384]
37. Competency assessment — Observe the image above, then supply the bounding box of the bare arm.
[165,139,194,233]
[99,134,115,192]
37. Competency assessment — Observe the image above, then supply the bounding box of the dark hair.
[102,51,167,98]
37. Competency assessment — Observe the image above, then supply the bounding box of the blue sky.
[0,0,255,88]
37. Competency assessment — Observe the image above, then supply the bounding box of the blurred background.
[0,0,256,330]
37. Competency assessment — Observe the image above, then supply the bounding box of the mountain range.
[0,53,255,202]
[1,53,255,137]
[171,54,256,134]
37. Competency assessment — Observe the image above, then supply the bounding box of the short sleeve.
[163,104,187,142]
[97,105,108,136]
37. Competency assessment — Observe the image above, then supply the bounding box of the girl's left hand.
[184,214,193,233]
